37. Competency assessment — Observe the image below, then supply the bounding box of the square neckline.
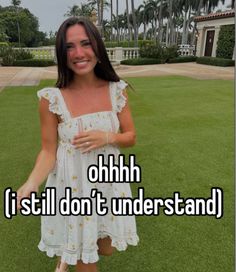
[56,81,114,120]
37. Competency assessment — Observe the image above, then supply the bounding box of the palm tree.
[110,0,113,40]
[158,0,164,42]
[173,16,184,44]
[137,1,153,41]
[100,0,103,25]
[145,0,160,43]
[168,0,174,45]
[102,19,112,40]
[207,0,225,14]
[11,0,21,47]
[131,0,138,46]
[178,0,192,44]
[158,0,169,44]
[65,4,93,17]
[116,0,120,42]
[86,0,110,37]
[126,0,132,41]
[118,14,127,40]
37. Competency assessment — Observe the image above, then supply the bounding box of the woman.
[17,17,139,272]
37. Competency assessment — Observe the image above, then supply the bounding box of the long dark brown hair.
[55,17,120,88]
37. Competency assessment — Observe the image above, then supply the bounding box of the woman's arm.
[17,98,58,206]
[109,92,136,147]
[72,92,136,152]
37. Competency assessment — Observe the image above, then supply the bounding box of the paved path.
[0,62,234,91]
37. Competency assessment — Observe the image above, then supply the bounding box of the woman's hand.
[72,130,110,153]
[17,181,39,210]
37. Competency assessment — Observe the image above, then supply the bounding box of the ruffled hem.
[38,241,99,265]
[37,88,63,118]
[115,80,128,113]
[38,232,139,265]
[98,231,139,251]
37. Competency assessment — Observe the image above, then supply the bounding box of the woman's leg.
[55,257,68,272]
[97,237,115,256]
[75,237,114,272]
[76,261,97,272]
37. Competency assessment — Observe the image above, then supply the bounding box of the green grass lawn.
[0,76,234,272]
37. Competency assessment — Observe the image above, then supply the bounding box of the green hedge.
[105,40,154,48]
[120,58,164,65]
[0,47,17,65]
[12,59,55,67]
[140,42,164,59]
[168,56,197,63]
[0,42,8,47]
[216,25,235,59]
[14,49,34,60]
[196,57,234,67]
[0,47,34,65]
[139,42,179,62]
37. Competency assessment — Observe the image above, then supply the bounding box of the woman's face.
[66,24,98,77]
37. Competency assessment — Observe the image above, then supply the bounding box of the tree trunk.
[110,0,113,40]
[191,0,204,46]
[116,0,120,42]
[126,0,132,42]
[131,0,138,46]
[143,22,147,40]
[100,0,104,37]
[168,0,174,45]
[159,18,164,43]
[181,10,187,44]
[185,7,192,44]
[97,0,101,26]
[197,0,203,15]
[13,3,21,47]
[154,16,158,44]
[166,20,169,46]
[176,27,179,44]
[158,0,163,43]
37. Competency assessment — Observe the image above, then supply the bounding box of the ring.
[86,142,90,146]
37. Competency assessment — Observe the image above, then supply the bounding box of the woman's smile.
[73,59,90,68]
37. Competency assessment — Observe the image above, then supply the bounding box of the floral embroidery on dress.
[37,88,65,122]
[114,80,128,113]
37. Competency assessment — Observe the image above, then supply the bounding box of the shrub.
[120,58,164,65]
[14,49,34,60]
[140,42,165,59]
[168,56,197,63]
[105,40,154,48]
[0,47,34,65]
[0,42,9,58]
[10,42,26,47]
[196,57,234,66]
[216,24,235,59]
[12,59,55,67]
[139,42,179,62]
[0,47,17,65]
[164,44,180,61]
[0,42,9,48]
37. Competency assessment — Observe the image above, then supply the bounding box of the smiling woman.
[16,16,139,272]
[65,24,98,77]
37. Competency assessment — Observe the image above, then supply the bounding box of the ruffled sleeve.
[113,80,128,113]
[37,88,63,117]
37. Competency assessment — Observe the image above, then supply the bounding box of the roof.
[194,9,235,22]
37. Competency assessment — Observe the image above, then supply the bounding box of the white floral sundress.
[37,80,139,265]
